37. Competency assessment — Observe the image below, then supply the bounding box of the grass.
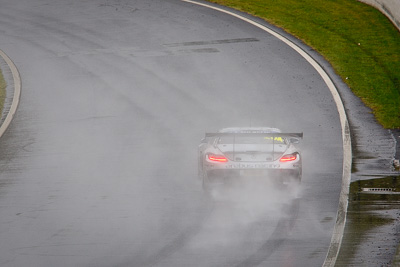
[207,0,400,129]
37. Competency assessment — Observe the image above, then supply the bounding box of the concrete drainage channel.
[336,176,400,266]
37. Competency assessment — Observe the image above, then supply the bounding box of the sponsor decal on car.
[225,163,280,169]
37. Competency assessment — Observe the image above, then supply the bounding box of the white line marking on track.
[0,49,21,138]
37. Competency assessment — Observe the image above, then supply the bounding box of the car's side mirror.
[289,138,300,144]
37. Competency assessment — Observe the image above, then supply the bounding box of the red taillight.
[208,154,228,162]
[280,154,297,162]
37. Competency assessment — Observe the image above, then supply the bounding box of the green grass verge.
[207,0,400,129]
[0,69,5,117]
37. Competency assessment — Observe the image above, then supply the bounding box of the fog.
[0,0,344,266]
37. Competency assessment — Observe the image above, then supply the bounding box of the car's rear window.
[217,135,286,145]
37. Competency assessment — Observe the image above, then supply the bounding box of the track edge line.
[0,49,21,138]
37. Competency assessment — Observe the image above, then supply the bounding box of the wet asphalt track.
[0,0,344,266]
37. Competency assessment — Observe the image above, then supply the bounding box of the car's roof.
[218,127,282,134]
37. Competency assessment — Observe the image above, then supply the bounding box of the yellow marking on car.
[264,136,284,142]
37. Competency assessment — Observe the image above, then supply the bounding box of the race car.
[198,127,303,190]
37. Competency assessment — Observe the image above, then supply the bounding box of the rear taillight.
[208,154,228,162]
[280,153,297,162]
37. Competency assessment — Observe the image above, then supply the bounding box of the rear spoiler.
[202,133,303,158]
[205,132,303,139]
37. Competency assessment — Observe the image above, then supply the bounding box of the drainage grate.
[361,188,400,194]
[363,188,393,192]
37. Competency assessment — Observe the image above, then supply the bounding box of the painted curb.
[181,1,352,266]
[0,49,21,138]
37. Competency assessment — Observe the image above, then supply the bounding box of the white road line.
[0,49,21,138]
[181,1,352,266]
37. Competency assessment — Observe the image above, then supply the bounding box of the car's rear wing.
[201,132,303,159]
[202,132,303,146]
[205,132,303,139]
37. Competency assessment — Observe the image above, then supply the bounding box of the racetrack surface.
[0,0,343,266]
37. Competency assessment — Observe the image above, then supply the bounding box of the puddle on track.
[336,176,400,266]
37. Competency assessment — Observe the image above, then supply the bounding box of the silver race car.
[198,127,303,190]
